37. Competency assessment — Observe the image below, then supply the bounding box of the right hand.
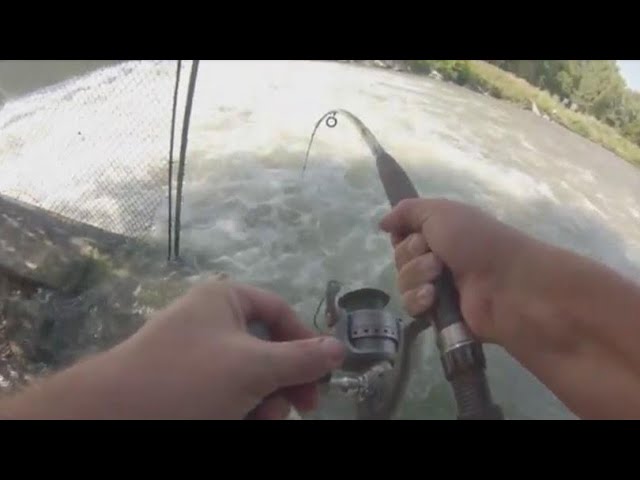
[379,198,534,344]
[381,199,640,420]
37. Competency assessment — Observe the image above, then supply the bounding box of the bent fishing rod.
[303,109,504,420]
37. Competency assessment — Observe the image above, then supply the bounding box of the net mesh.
[0,60,187,238]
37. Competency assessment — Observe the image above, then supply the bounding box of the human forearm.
[0,348,134,420]
[0,280,344,420]
[497,239,640,419]
[380,198,640,418]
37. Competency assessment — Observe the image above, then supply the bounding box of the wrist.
[492,234,606,356]
[488,233,562,349]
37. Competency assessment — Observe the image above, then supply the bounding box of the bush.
[407,60,471,85]
[405,60,640,166]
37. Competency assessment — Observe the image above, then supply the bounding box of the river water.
[3,60,640,419]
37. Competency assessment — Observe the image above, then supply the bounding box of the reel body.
[322,281,427,419]
[328,284,401,372]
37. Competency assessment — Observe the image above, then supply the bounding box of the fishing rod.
[303,109,504,420]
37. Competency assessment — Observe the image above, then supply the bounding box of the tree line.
[486,61,640,146]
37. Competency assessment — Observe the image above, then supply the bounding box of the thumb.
[266,337,346,388]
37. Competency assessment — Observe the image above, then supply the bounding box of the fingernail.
[409,235,423,255]
[422,255,442,277]
[379,213,391,231]
[319,337,346,368]
[417,285,433,308]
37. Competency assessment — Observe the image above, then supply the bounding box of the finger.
[250,394,291,420]
[394,233,429,270]
[245,322,319,410]
[390,231,405,248]
[380,198,433,236]
[233,284,314,342]
[282,384,319,412]
[265,337,345,388]
[397,253,443,293]
[233,285,326,412]
[401,284,436,317]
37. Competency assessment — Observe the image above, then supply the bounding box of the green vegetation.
[408,60,472,85]
[406,60,640,166]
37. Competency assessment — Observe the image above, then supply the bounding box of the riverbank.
[464,61,640,167]
[0,270,42,394]
[343,60,640,167]
[0,195,221,394]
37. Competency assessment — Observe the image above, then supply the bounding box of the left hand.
[110,280,346,419]
[4,280,346,420]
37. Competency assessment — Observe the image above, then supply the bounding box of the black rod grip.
[433,268,464,330]
[451,371,504,420]
[432,268,504,420]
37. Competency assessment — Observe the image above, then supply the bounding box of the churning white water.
[3,60,640,419]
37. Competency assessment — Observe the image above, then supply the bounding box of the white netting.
[0,60,187,238]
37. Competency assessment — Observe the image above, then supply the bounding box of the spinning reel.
[318,280,427,420]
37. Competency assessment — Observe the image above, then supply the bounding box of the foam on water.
[4,60,640,419]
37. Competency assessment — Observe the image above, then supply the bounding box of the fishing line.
[312,295,326,332]
[302,109,387,176]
